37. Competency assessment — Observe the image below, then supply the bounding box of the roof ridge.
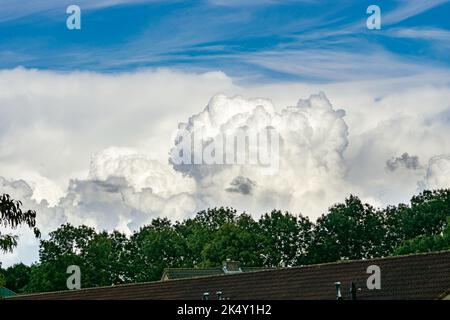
[163,267,223,271]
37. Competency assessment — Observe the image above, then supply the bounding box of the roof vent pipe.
[334,282,343,300]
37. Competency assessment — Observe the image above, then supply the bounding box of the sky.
[1,0,450,267]
[0,0,449,79]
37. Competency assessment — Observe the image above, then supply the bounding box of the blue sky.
[0,0,449,81]
[2,1,450,268]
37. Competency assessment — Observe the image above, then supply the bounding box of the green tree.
[2,263,31,293]
[394,218,450,255]
[381,189,450,255]
[176,207,240,267]
[25,224,95,292]
[128,218,187,282]
[400,189,450,239]
[25,258,82,293]
[26,224,129,293]
[309,195,386,263]
[0,194,40,253]
[11,189,450,293]
[201,213,264,267]
[259,210,313,267]
[378,203,409,255]
[192,207,237,230]
[0,271,5,287]
[82,230,129,286]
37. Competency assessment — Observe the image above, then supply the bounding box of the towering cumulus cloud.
[170,92,349,216]
[2,68,450,268]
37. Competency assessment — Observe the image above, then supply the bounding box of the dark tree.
[13,189,450,294]
[175,207,240,267]
[309,195,386,263]
[201,213,264,267]
[394,220,450,255]
[259,210,313,267]
[128,218,187,282]
[26,224,129,293]
[401,189,450,239]
[0,194,40,253]
[1,263,31,293]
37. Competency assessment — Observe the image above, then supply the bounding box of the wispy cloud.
[383,0,450,25]
[0,0,449,81]
[388,27,450,42]
[207,0,315,6]
[241,48,447,82]
[0,0,166,22]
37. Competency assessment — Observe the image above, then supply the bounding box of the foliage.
[201,213,265,267]
[2,189,450,294]
[309,195,387,263]
[128,218,187,282]
[0,194,40,253]
[24,224,129,292]
[0,272,5,287]
[394,217,450,255]
[259,210,313,267]
[0,263,31,293]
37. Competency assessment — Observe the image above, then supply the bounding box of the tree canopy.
[1,189,449,294]
[0,194,40,253]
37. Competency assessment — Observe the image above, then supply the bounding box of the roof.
[7,250,450,300]
[162,268,224,280]
[0,287,16,298]
[161,267,273,280]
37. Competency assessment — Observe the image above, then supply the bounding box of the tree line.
[1,189,450,294]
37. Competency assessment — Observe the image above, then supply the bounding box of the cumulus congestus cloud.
[2,67,450,267]
[169,92,350,216]
[3,92,351,248]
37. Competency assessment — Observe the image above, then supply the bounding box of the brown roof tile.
[8,251,450,300]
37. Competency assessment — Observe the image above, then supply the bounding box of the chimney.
[334,282,343,300]
[222,259,242,273]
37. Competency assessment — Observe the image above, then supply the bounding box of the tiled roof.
[8,250,450,300]
[162,268,225,280]
[161,267,274,280]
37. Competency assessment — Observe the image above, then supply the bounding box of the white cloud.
[1,67,450,267]
[0,177,67,266]
[420,155,450,190]
[0,148,198,267]
[383,0,450,25]
[0,67,233,188]
[208,0,314,7]
[388,27,450,42]
[170,92,350,217]
[0,0,165,23]
[242,49,446,81]
[89,146,196,197]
